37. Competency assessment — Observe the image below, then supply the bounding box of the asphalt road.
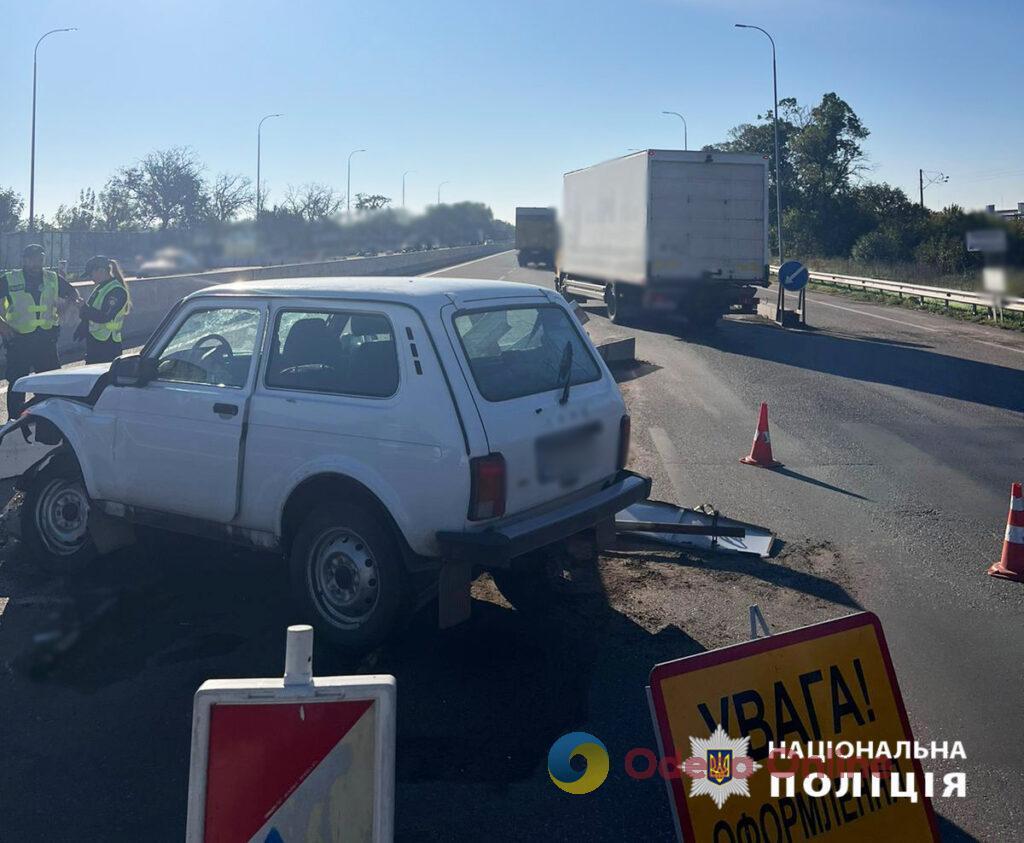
[0,251,1020,841]
[431,250,1024,840]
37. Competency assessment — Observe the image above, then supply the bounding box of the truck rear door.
[441,296,625,520]
[649,157,767,282]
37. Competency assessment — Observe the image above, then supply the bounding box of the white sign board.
[966,229,1007,253]
[186,627,396,843]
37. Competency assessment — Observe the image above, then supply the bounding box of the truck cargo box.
[559,150,769,286]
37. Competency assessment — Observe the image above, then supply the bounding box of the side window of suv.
[265,309,400,398]
[154,307,261,388]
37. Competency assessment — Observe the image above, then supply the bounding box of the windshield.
[453,305,601,401]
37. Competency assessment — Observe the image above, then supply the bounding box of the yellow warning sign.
[648,612,939,842]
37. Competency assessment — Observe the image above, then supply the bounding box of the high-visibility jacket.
[1,269,59,334]
[87,278,131,342]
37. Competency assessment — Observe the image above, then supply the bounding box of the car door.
[108,299,266,522]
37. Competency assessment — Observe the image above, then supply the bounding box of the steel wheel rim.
[307,527,380,628]
[35,478,90,557]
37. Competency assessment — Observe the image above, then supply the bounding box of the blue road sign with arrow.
[778,260,809,292]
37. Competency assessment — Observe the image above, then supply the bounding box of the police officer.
[75,255,131,364]
[0,244,82,419]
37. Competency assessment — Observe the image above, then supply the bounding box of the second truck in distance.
[515,206,558,269]
[556,149,769,327]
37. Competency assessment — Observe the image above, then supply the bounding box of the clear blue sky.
[4,0,1022,224]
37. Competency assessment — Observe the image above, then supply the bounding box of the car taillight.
[469,453,506,520]
[617,415,631,470]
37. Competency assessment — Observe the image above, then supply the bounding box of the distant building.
[985,202,1024,220]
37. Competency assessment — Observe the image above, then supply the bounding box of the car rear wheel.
[21,455,97,575]
[289,501,409,653]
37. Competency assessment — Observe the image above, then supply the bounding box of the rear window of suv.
[453,305,601,402]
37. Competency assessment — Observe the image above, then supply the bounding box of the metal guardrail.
[770,265,1024,315]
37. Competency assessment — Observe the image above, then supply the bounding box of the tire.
[289,500,409,653]
[491,549,573,615]
[605,283,636,326]
[21,454,98,575]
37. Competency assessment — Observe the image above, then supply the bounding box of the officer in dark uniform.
[0,244,82,419]
[75,255,131,364]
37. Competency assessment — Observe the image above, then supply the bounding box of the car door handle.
[213,403,238,416]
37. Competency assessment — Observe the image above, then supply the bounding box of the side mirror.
[110,353,158,387]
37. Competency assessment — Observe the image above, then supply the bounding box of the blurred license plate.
[536,421,602,486]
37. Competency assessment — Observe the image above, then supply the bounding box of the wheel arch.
[279,472,430,571]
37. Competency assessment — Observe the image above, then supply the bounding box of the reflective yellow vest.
[87,278,131,342]
[1,269,59,334]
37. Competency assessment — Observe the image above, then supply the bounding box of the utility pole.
[661,111,688,151]
[402,170,414,208]
[256,113,283,219]
[347,149,366,213]
[437,180,450,206]
[918,170,949,209]
[736,23,789,319]
[29,27,76,231]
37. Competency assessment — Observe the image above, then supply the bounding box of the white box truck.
[556,150,769,326]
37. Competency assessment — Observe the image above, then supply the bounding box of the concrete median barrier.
[26,244,508,364]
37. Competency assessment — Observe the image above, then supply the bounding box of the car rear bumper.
[436,469,651,567]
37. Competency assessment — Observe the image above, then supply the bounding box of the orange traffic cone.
[988,482,1024,582]
[740,402,781,468]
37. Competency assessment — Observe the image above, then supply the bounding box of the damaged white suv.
[3,276,649,651]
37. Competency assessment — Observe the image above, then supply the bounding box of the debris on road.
[615,499,774,557]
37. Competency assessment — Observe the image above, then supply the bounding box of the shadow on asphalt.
[774,465,872,501]
[689,320,1024,413]
[607,543,863,611]
[0,532,701,841]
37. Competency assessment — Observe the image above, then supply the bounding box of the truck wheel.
[605,284,635,325]
[491,549,572,614]
[21,454,98,575]
[290,501,409,654]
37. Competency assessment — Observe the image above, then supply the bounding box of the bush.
[851,229,903,264]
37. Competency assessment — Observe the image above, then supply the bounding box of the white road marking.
[805,296,942,332]
[420,249,515,277]
[806,295,1024,358]
[974,339,1024,355]
[649,426,687,503]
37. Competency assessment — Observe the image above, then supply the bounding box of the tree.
[97,179,141,230]
[282,183,343,222]
[0,187,24,233]
[209,173,254,223]
[113,147,210,229]
[53,188,99,231]
[790,92,869,204]
[354,193,392,212]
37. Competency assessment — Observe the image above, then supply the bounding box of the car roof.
[188,275,551,308]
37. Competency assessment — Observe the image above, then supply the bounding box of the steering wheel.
[192,333,234,364]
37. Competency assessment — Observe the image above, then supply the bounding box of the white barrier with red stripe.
[185,626,396,843]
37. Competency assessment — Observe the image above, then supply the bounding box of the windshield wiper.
[558,340,574,405]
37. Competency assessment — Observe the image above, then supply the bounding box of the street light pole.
[256,113,283,220]
[437,180,450,206]
[347,148,366,213]
[736,23,791,319]
[29,27,76,231]
[402,170,414,208]
[661,111,688,151]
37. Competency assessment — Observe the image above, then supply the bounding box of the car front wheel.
[21,454,98,574]
[289,501,409,654]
